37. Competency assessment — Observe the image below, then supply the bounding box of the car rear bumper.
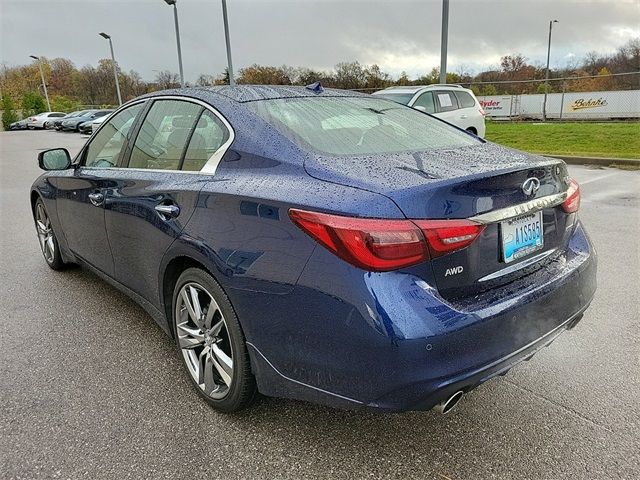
[241,221,596,411]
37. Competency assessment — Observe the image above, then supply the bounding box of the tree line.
[1,38,637,126]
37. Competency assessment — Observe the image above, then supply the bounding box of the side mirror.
[414,106,427,112]
[38,148,72,171]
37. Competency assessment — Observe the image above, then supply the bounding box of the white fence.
[477,89,640,120]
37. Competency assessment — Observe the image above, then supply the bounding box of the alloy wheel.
[35,203,56,264]
[175,282,234,399]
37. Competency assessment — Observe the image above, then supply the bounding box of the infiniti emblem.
[522,177,541,196]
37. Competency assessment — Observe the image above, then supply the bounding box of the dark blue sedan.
[30,85,596,413]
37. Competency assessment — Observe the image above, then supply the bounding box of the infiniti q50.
[30,85,596,413]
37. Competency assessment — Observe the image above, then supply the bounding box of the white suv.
[372,85,486,138]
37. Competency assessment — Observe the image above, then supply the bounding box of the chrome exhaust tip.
[434,391,464,414]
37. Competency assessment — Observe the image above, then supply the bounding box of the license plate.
[501,211,544,263]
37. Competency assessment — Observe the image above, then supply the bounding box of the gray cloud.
[1,0,638,81]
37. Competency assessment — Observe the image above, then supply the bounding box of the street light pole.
[99,33,123,105]
[543,19,558,122]
[29,55,51,111]
[221,0,235,86]
[439,0,449,84]
[164,0,185,88]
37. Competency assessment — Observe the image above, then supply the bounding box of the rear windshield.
[372,92,414,105]
[247,97,479,155]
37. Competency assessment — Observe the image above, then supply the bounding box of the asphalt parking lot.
[1,130,638,480]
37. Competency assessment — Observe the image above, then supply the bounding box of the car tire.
[172,267,257,412]
[33,198,66,270]
[466,127,478,135]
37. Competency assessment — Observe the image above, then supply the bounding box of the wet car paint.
[30,86,597,411]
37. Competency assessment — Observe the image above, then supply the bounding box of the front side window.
[435,91,459,112]
[413,92,436,113]
[247,97,479,156]
[83,103,144,168]
[182,110,230,171]
[129,100,202,170]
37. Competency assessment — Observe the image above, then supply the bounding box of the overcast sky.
[1,0,638,81]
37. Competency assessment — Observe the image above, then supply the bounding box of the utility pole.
[221,0,235,86]
[29,55,51,110]
[439,0,449,84]
[543,20,558,122]
[99,33,123,105]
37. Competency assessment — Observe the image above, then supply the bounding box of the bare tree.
[155,70,180,90]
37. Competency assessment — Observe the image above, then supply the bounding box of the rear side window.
[412,91,436,113]
[182,110,230,171]
[435,91,459,112]
[129,100,202,170]
[454,91,476,108]
[247,97,479,156]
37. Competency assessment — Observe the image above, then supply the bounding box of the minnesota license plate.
[501,211,544,263]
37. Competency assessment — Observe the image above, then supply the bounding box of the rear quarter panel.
[171,146,405,347]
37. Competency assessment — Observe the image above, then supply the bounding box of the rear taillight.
[561,179,580,213]
[479,107,486,117]
[289,209,428,271]
[414,220,486,258]
[289,209,484,271]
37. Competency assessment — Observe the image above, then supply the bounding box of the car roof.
[374,85,471,95]
[149,85,369,103]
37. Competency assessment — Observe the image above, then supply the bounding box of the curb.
[547,155,640,168]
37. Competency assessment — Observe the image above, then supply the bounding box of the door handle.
[460,114,468,119]
[155,203,180,219]
[88,192,104,206]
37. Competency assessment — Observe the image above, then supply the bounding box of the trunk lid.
[304,142,573,299]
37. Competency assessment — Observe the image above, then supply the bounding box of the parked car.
[61,110,113,132]
[31,86,596,413]
[45,111,82,129]
[372,84,486,137]
[27,111,67,129]
[78,110,113,134]
[53,110,95,131]
[9,118,30,130]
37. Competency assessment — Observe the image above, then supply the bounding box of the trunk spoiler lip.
[470,191,568,224]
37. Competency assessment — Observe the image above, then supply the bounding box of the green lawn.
[485,121,640,159]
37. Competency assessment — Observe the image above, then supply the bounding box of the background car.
[9,118,30,130]
[60,110,112,132]
[53,110,95,130]
[31,86,595,414]
[78,110,113,134]
[372,84,486,137]
[27,111,67,129]
[44,111,82,129]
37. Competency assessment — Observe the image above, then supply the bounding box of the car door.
[52,102,145,275]
[411,91,436,115]
[103,98,230,305]
[454,90,485,137]
[433,90,461,126]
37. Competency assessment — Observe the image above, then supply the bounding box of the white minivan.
[372,85,486,138]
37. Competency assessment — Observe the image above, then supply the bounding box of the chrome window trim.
[81,95,235,176]
[470,191,567,224]
[77,99,147,166]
